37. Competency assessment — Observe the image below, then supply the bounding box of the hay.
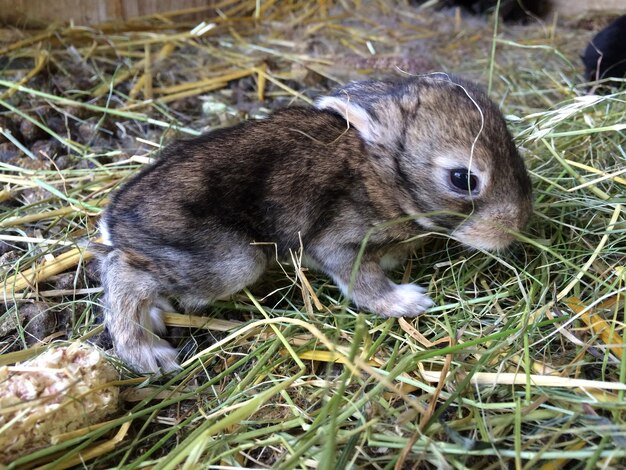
[1,1,625,468]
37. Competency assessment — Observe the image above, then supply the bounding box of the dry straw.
[0,1,625,468]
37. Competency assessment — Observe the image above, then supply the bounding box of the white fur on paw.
[149,297,174,334]
[153,339,182,373]
[375,284,433,318]
[118,338,180,374]
[155,297,174,312]
[148,307,166,334]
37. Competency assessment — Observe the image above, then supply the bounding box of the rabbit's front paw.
[371,284,434,318]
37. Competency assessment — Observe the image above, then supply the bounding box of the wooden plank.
[0,0,215,26]
[552,0,626,15]
[116,0,214,20]
[0,0,623,26]
[1,0,105,25]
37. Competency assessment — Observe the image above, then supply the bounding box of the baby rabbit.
[98,74,533,373]
[582,15,626,84]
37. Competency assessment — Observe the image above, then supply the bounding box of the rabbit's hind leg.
[101,249,179,373]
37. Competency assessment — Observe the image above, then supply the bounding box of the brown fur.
[99,74,533,372]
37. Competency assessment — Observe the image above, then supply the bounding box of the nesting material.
[0,1,625,467]
[0,343,119,463]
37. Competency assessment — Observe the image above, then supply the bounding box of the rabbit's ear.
[316,96,380,144]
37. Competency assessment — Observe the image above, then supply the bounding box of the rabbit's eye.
[449,169,478,192]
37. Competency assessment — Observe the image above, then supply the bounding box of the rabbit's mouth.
[451,219,522,252]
